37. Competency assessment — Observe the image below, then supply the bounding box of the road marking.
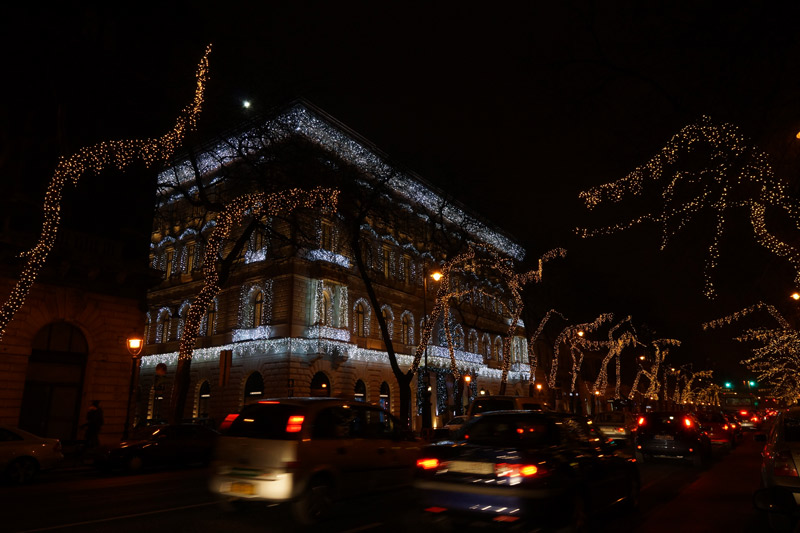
[17,501,217,532]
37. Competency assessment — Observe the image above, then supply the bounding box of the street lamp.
[123,332,144,440]
[422,267,442,432]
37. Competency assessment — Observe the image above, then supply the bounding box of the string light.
[592,316,641,399]
[576,115,800,299]
[526,309,567,387]
[0,45,213,340]
[704,302,800,402]
[548,313,614,391]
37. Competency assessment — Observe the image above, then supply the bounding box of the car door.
[307,406,362,495]
[359,406,421,489]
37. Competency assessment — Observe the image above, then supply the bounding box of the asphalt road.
[0,432,773,533]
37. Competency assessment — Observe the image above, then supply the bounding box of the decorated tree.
[0,46,212,341]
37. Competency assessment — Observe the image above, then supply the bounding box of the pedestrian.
[82,400,104,449]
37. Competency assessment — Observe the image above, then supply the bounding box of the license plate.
[447,461,494,475]
[655,434,674,441]
[229,482,255,495]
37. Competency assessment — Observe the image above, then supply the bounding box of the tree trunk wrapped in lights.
[0,45,212,341]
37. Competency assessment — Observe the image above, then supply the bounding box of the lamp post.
[421,268,442,432]
[123,333,144,440]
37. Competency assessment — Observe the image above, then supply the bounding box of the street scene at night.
[5,3,800,532]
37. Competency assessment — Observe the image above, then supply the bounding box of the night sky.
[4,3,800,382]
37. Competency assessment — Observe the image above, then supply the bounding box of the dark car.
[634,411,712,466]
[754,406,800,530]
[414,411,640,531]
[97,424,219,473]
[694,410,737,449]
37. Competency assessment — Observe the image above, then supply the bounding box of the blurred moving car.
[414,411,640,531]
[466,396,546,419]
[733,408,763,430]
[634,411,711,466]
[96,423,219,473]
[209,398,422,525]
[0,425,64,484]
[592,411,637,446]
[755,406,800,530]
[694,410,737,449]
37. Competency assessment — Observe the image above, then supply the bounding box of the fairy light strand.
[576,115,800,299]
[0,45,212,341]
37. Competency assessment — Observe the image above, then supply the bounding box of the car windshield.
[463,414,557,446]
[224,403,306,440]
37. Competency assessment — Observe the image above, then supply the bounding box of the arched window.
[164,248,175,278]
[494,338,504,361]
[156,310,171,343]
[311,372,331,397]
[354,379,366,402]
[401,314,411,344]
[197,381,211,419]
[252,291,263,328]
[379,382,391,413]
[204,300,217,337]
[184,242,196,273]
[454,326,464,350]
[244,372,264,405]
[355,303,366,337]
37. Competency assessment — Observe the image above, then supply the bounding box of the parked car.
[592,411,637,446]
[634,411,712,466]
[414,411,640,531]
[694,410,737,449]
[0,425,64,484]
[96,423,219,473]
[442,415,468,437]
[466,396,546,419]
[209,398,422,525]
[754,406,800,530]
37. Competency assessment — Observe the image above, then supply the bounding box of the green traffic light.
[724,382,733,389]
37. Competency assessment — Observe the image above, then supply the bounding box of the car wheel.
[291,477,334,525]
[5,458,39,484]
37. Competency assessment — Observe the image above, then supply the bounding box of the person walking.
[82,400,104,449]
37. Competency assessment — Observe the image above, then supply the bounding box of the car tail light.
[495,463,538,477]
[683,417,693,428]
[740,410,750,417]
[722,424,729,430]
[417,458,440,470]
[285,415,305,433]
[774,451,799,477]
[751,416,760,423]
[259,400,280,404]
[638,417,646,426]
[219,413,239,431]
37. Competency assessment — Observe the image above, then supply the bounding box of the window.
[197,381,211,418]
[244,372,264,405]
[321,292,331,325]
[355,304,366,337]
[157,311,171,343]
[186,243,196,273]
[402,255,411,284]
[379,381,390,413]
[311,372,331,397]
[321,221,333,250]
[402,314,411,344]
[494,338,503,361]
[252,291,263,328]
[382,247,391,278]
[164,249,174,278]
[254,230,264,252]
[205,303,216,337]
[354,379,366,402]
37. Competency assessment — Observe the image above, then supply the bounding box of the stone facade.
[137,101,544,431]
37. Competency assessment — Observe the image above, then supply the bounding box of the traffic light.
[724,381,733,389]
[748,380,757,388]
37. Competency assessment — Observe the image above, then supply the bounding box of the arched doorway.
[244,372,264,405]
[19,322,88,440]
[379,381,391,413]
[310,372,331,397]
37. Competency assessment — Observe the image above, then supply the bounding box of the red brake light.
[286,415,305,433]
[219,413,239,431]
[259,400,280,404]
[417,458,440,470]
[683,417,693,428]
[740,410,749,417]
[638,417,646,426]
[496,463,538,477]
[722,424,729,430]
